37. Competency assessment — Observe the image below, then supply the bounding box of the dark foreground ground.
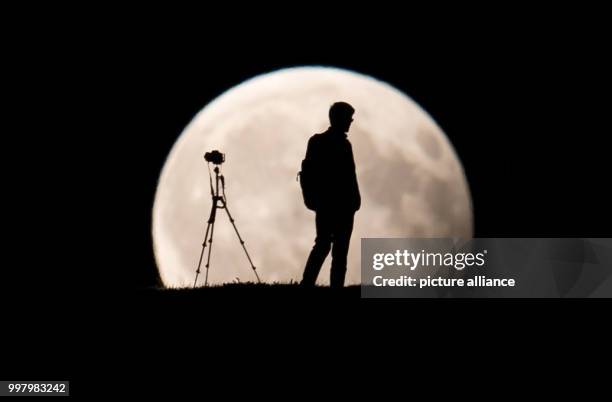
[151,282,361,298]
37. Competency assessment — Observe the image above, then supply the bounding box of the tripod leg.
[194,199,219,288]
[204,203,217,287]
[193,221,212,288]
[221,199,261,283]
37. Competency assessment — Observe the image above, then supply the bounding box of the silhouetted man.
[301,102,361,288]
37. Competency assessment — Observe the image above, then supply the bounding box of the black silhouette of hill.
[152,282,361,299]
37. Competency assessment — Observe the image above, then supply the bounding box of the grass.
[150,281,362,298]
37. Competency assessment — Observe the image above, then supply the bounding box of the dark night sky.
[7,10,609,291]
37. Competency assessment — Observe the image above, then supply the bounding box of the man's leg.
[330,212,355,288]
[301,212,332,286]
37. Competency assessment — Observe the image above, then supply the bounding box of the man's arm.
[349,142,361,211]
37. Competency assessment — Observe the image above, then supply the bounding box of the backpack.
[297,157,318,211]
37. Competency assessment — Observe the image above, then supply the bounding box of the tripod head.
[204,150,225,165]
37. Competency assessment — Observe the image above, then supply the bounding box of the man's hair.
[329,102,355,126]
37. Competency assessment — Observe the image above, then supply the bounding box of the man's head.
[329,101,355,133]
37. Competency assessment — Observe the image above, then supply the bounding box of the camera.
[204,150,225,165]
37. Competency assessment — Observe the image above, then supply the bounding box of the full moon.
[152,66,472,287]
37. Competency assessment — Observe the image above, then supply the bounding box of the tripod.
[193,163,261,287]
